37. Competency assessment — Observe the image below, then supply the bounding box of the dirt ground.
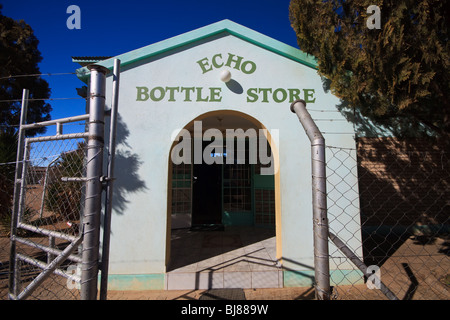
[99,234,450,300]
[1,234,449,300]
[104,287,316,300]
[103,284,397,300]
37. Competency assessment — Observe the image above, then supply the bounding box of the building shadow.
[401,263,419,300]
[321,76,450,277]
[168,226,276,273]
[357,137,450,269]
[106,114,147,217]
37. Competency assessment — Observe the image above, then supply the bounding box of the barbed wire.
[0,72,77,81]
[0,72,83,105]
[0,97,85,103]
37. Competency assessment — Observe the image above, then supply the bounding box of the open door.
[192,141,223,227]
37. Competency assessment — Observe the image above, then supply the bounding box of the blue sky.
[2,0,297,135]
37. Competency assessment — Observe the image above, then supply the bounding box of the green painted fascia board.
[222,20,318,69]
[76,19,318,83]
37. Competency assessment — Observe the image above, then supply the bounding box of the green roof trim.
[75,19,318,82]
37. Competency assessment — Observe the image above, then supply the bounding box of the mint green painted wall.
[283,270,365,287]
[107,274,165,291]
[94,22,362,287]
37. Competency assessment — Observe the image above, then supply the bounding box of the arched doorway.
[166,110,282,290]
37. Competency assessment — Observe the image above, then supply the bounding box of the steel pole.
[8,89,29,299]
[100,59,121,300]
[80,65,109,300]
[290,99,331,300]
[329,231,399,300]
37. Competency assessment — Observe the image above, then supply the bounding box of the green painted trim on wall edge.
[75,20,318,83]
[283,269,365,287]
[104,270,364,291]
[106,274,165,291]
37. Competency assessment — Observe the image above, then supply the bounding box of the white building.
[74,20,363,290]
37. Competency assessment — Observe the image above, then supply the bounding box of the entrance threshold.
[167,226,281,290]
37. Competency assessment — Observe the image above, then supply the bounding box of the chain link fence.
[1,137,87,300]
[327,137,449,300]
[1,132,449,299]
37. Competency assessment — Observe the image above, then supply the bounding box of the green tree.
[289,0,449,143]
[0,4,52,231]
[0,131,17,233]
[0,4,52,137]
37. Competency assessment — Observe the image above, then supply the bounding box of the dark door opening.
[171,132,275,231]
[192,147,222,227]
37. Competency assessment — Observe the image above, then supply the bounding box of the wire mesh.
[24,139,86,236]
[1,137,87,300]
[327,138,449,300]
[2,132,449,300]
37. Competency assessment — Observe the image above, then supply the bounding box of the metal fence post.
[328,231,399,300]
[80,65,109,300]
[290,99,331,300]
[8,89,29,299]
[100,59,121,300]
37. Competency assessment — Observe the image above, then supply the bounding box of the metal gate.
[8,60,120,300]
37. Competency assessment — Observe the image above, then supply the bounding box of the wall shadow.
[356,137,450,269]
[320,76,443,139]
[107,114,147,216]
[225,80,244,94]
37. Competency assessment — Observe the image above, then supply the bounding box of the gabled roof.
[75,19,318,82]
[72,56,112,67]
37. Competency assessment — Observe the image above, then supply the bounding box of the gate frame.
[8,111,90,300]
[8,61,120,300]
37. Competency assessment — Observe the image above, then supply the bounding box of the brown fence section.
[328,137,449,300]
[357,137,449,228]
